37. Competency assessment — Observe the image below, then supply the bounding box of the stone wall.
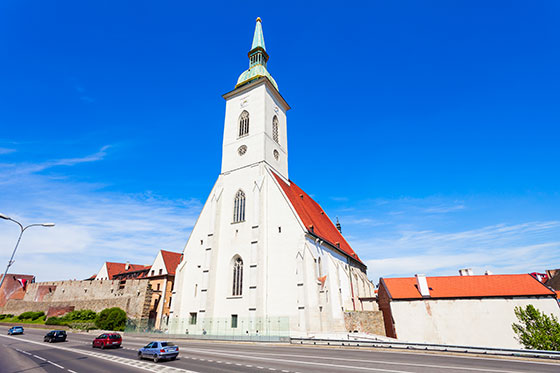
[344,311,385,335]
[0,279,152,320]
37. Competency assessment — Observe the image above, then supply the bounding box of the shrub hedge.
[95,307,126,331]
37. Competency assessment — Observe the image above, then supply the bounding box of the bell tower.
[221,18,290,180]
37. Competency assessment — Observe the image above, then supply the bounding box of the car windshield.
[160,342,175,347]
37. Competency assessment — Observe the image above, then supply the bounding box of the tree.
[95,307,127,331]
[512,304,560,351]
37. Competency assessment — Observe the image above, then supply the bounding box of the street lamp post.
[0,213,55,289]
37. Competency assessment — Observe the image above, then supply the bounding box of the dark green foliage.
[45,316,64,325]
[0,314,14,320]
[16,311,45,321]
[512,304,560,351]
[95,307,127,331]
[64,310,96,321]
[45,310,97,327]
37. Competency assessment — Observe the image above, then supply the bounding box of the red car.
[92,333,122,349]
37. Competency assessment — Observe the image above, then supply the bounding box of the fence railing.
[290,337,560,360]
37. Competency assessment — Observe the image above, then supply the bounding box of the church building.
[169,18,375,337]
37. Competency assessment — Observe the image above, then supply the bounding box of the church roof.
[272,172,363,265]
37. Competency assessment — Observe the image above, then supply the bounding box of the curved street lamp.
[0,213,55,289]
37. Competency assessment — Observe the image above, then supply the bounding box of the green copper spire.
[251,17,266,51]
[236,18,278,90]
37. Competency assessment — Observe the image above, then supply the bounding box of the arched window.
[239,111,249,137]
[272,115,279,143]
[232,257,243,296]
[233,190,246,222]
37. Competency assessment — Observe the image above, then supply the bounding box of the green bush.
[512,304,560,351]
[0,314,14,320]
[95,307,127,331]
[17,311,45,321]
[45,316,64,325]
[65,309,96,322]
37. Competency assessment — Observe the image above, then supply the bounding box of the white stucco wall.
[391,296,560,348]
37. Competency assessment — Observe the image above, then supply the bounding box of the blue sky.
[1,1,559,281]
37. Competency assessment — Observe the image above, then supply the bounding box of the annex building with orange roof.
[169,18,375,337]
[378,272,560,348]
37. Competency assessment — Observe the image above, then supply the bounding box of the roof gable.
[160,250,182,276]
[383,274,555,300]
[271,171,362,264]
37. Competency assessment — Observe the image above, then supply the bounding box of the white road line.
[180,347,535,373]
[33,355,47,361]
[68,370,78,373]
[47,360,65,369]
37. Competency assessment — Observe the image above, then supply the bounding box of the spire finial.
[256,17,262,22]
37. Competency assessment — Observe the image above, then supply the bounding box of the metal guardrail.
[290,337,560,360]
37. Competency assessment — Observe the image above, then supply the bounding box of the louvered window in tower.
[233,190,246,222]
[272,115,279,143]
[239,111,250,137]
[232,257,243,296]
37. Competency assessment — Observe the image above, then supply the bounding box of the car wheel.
[137,352,142,360]
[153,355,159,363]
[170,356,176,361]
[101,343,105,349]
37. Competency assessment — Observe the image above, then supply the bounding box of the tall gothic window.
[232,257,243,296]
[233,190,246,222]
[239,111,249,137]
[272,115,279,143]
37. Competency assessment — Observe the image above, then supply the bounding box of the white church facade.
[169,18,375,337]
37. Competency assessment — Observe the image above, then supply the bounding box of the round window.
[238,145,247,156]
[273,149,279,160]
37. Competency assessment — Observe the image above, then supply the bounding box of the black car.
[44,330,67,343]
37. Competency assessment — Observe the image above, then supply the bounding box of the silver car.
[137,341,179,362]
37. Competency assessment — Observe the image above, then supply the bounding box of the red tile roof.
[160,250,182,276]
[105,262,150,280]
[382,274,556,300]
[272,172,362,264]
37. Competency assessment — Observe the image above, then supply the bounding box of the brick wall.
[0,279,152,320]
[343,310,385,335]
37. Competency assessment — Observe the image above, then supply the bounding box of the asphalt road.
[1,326,559,373]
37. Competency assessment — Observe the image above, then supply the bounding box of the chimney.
[459,268,473,276]
[336,217,342,233]
[484,270,493,275]
[415,274,430,298]
[125,261,130,271]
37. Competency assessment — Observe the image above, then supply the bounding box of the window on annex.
[272,115,279,143]
[189,312,197,325]
[233,190,246,223]
[232,257,243,296]
[159,269,163,275]
[238,110,249,137]
[231,314,238,328]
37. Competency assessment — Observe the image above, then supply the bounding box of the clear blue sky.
[1,1,559,281]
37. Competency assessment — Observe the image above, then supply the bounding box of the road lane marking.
[33,354,47,361]
[47,360,65,369]
[180,347,534,373]
[68,370,78,373]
